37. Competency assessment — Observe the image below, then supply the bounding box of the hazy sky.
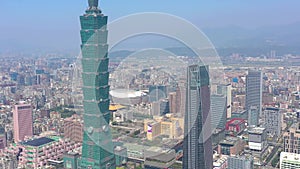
[0,0,300,52]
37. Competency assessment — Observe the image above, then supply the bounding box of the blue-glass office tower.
[246,70,262,114]
[183,65,213,169]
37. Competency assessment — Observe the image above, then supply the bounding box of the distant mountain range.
[203,22,300,47]
[110,22,300,58]
[1,22,300,57]
[202,22,300,56]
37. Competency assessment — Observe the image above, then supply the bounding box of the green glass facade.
[80,1,116,168]
[64,152,80,169]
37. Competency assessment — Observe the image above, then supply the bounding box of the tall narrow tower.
[183,65,213,169]
[80,0,116,168]
[13,103,33,142]
[245,70,262,114]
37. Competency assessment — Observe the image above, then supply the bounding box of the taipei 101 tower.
[80,0,116,168]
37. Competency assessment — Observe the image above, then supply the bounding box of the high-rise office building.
[160,99,170,115]
[210,95,227,146]
[151,101,161,116]
[211,95,227,130]
[80,0,115,168]
[149,85,167,102]
[13,103,33,142]
[280,152,300,169]
[248,127,268,165]
[168,92,177,114]
[248,127,267,152]
[264,107,282,137]
[183,65,213,169]
[245,70,262,113]
[176,80,186,117]
[150,99,170,116]
[217,84,232,119]
[248,106,259,127]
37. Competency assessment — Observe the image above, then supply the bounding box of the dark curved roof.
[23,137,55,147]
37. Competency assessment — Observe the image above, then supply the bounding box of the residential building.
[264,107,282,137]
[168,92,177,114]
[213,156,228,169]
[280,152,300,169]
[0,155,17,169]
[63,114,83,143]
[13,103,33,142]
[283,123,300,154]
[227,155,254,169]
[18,136,81,168]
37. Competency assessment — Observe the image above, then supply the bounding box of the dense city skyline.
[0,1,299,169]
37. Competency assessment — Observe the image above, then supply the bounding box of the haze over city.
[1,0,300,54]
[0,1,299,169]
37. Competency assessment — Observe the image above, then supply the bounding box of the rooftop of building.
[280,152,300,161]
[220,136,240,146]
[115,146,126,151]
[110,89,145,99]
[232,110,247,114]
[248,127,265,135]
[227,118,245,125]
[64,114,83,123]
[144,148,175,162]
[285,123,300,134]
[65,151,80,157]
[15,101,29,105]
[213,156,228,166]
[228,154,253,161]
[22,137,55,147]
[109,104,126,111]
[123,142,149,152]
[265,107,280,111]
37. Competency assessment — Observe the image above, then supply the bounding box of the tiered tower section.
[80,0,116,168]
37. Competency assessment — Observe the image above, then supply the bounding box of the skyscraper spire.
[87,0,101,13]
[88,0,99,8]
